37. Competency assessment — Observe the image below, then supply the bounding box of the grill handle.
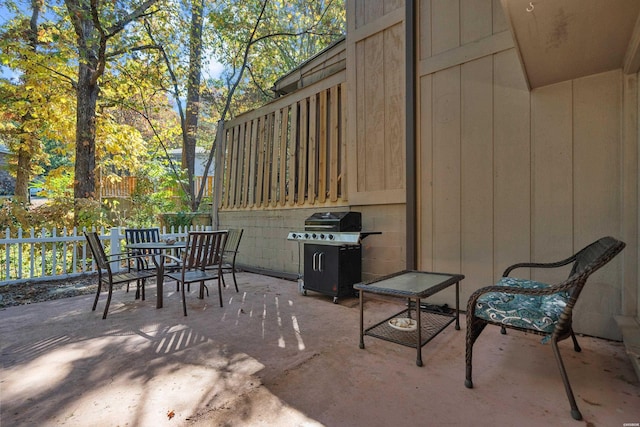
[311,251,325,272]
[305,224,336,230]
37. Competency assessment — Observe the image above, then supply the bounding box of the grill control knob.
[319,234,325,239]
[328,234,334,240]
[304,233,310,239]
[312,233,317,239]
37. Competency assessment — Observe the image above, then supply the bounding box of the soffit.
[501,0,640,89]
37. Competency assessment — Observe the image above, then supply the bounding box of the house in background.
[213,0,639,377]
[101,147,214,200]
[0,144,15,196]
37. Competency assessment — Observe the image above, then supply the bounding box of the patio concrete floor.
[1,272,639,427]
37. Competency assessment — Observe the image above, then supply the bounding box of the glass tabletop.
[354,270,464,298]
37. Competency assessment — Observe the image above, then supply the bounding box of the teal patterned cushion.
[474,278,569,334]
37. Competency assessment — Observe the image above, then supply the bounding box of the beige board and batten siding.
[345,0,407,279]
[416,0,632,339]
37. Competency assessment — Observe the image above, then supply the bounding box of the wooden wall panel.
[432,67,462,273]
[461,0,493,44]
[384,23,405,190]
[531,81,574,284]
[492,49,531,276]
[431,0,460,55]
[418,74,434,271]
[418,0,432,60]
[347,0,406,205]
[363,33,386,191]
[461,56,495,293]
[572,71,623,337]
[573,71,622,243]
[492,0,508,33]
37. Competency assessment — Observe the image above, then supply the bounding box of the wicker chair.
[85,231,156,319]
[465,236,626,420]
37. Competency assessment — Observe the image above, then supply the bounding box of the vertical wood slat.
[288,102,298,206]
[308,94,318,204]
[329,85,340,202]
[241,120,252,208]
[222,128,233,208]
[255,116,266,207]
[318,89,328,203]
[248,118,259,207]
[237,122,246,207]
[280,106,289,206]
[263,113,273,207]
[230,124,242,207]
[297,98,309,205]
[271,110,281,207]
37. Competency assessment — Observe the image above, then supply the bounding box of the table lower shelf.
[364,308,456,349]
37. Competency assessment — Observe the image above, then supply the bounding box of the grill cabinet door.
[303,244,361,299]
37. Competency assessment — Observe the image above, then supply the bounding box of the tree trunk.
[74,61,99,200]
[184,0,204,211]
[13,0,43,203]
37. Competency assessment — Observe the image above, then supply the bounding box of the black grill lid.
[304,211,362,232]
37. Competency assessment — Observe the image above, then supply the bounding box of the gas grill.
[287,212,380,303]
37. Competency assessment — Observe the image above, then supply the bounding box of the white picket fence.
[0,225,209,285]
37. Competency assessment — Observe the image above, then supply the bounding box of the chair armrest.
[162,254,183,264]
[502,255,577,277]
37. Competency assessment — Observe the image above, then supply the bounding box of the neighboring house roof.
[271,36,346,96]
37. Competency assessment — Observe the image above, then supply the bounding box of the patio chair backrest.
[569,236,625,280]
[223,229,243,259]
[556,236,625,334]
[125,228,161,253]
[183,230,227,271]
[84,231,110,272]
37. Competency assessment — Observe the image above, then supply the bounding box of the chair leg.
[551,337,583,420]
[141,279,145,301]
[570,330,582,352]
[102,283,113,319]
[181,281,188,317]
[232,268,239,292]
[465,317,487,388]
[92,280,103,311]
[199,281,209,299]
[135,280,141,300]
[217,276,223,307]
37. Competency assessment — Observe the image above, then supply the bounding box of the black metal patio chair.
[220,228,243,292]
[124,228,160,298]
[164,230,229,316]
[464,236,626,420]
[85,231,156,319]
